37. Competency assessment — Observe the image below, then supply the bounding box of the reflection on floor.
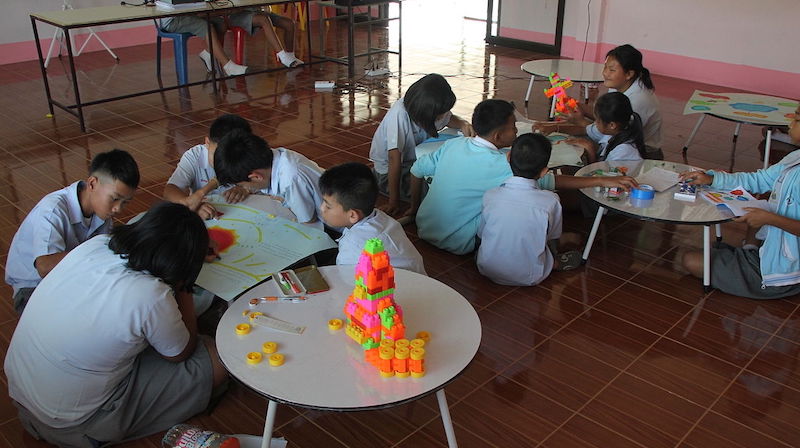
[0,1,798,447]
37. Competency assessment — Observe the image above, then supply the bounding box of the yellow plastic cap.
[416,331,431,342]
[395,339,410,349]
[328,319,343,330]
[269,353,285,366]
[262,342,278,354]
[235,323,251,335]
[246,352,262,364]
[410,338,425,349]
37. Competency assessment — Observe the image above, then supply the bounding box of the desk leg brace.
[703,225,712,294]
[260,400,278,448]
[436,389,459,448]
[581,206,606,263]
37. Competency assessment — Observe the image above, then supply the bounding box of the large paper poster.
[683,90,797,126]
[197,197,336,300]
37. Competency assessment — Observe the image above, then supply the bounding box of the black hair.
[89,149,140,189]
[606,44,654,90]
[208,114,252,143]
[510,133,552,179]
[403,73,457,138]
[108,201,208,293]
[471,99,515,137]
[213,129,273,185]
[318,162,378,215]
[594,92,646,159]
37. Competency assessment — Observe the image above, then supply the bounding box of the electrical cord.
[581,0,592,62]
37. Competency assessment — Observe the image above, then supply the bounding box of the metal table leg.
[581,206,606,263]
[436,389,459,448]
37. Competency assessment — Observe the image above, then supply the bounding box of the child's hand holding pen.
[679,170,713,185]
[198,202,218,221]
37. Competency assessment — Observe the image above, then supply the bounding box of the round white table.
[576,160,733,292]
[216,265,482,448]
[521,59,605,115]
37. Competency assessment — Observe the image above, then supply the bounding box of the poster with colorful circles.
[683,90,797,126]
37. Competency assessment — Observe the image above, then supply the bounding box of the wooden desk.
[216,265,482,448]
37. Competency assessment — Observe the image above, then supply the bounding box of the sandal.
[555,250,583,271]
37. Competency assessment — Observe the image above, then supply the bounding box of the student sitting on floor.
[319,162,426,275]
[224,8,303,68]
[370,73,474,217]
[213,129,324,225]
[566,92,646,162]
[407,98,639,255]
[5,149,139,314]
[4,202,227,447]
[163,114,253,220]
[680,103,800,299]
[477,133,580,286]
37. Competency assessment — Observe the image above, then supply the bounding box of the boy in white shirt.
[477,133,579,286]
[213,129,324,224]
[163,114,253,220]
[318,162,425,274]
[5,149,139,313]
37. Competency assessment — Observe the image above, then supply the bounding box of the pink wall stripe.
[498,28,798,100]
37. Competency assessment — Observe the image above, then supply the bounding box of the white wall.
[3,0,143,45]
[562,0,799,73]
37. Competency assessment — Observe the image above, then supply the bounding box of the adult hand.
[734,208,777,228]
[223,185,250,203]
[679,170,713,186]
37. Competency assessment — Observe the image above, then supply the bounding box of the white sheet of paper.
[725,199,771,217]
[197,198,336,301]
[636,167,680,192]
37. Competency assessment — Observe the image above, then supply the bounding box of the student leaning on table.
[680,104,800,299]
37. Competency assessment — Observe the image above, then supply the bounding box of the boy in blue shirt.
[318,162,425,275]
[213,129,324,225]
[408,99,638,255]
[477,133,567,285]
[5,149,139,313]
[163,114,252,220]
[681,104,800,299]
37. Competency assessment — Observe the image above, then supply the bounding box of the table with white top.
[216,265,482,448]
[681,91,797,171]
[521,59,605,116]
[577,160,733,292]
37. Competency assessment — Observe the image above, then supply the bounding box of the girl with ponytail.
[567,92,645,162]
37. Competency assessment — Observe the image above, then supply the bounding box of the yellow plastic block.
[246,352,262,364]
[235,323,251,335]
[262,342,278,354]
[328,318,343,330]
[269,353,285,366]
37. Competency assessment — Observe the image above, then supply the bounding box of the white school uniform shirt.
[259,147,324,223]
[167,144,223,194]
[584,126,643,162]
[4,235,189,428]
[369,98,430,174]
[336,209,426,275]
[477,176,562,286]
[587,79,663,150]
[5,181,111,294]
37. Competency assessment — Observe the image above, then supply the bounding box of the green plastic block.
[363,238,385,255]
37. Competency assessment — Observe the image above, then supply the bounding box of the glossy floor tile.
[0,1,798,447]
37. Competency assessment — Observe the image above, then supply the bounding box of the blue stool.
[154,20,194,85]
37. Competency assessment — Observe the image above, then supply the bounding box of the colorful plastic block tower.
[543,72,579,116]
[343,238,426,378]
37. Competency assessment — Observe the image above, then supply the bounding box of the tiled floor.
[1,1,799,447]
